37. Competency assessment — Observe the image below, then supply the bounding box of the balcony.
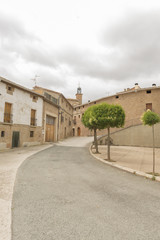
[44,92,58,105]
[30,118,37,126]
[4,113,13,123]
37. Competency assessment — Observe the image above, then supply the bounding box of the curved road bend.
[12,140,160,240]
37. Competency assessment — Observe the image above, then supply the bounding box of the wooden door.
[73,128,75,136]
[4,102,12,123]
[45,115,55,142]
[45,124,54,142]
[77,127,81,136]
[12,131,20,148]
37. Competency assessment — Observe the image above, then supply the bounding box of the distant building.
[33,86,74,140]
[72,83,160,137]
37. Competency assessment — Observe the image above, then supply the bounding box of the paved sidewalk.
[0,144,52,240]
[92,145,160,174]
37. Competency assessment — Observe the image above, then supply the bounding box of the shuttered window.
[30,109,36,126]
[4,102,12,123]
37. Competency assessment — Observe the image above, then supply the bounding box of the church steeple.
[77,86,82,94]
[76,84,83,105]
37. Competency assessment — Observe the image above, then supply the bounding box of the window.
[4,102,12,123]
[1,131,5,137]
[6,85,14,95]
[30,109,36,126]
[73,116,76,124]
[146,90,151,94]
[146,103,152,111]
[30,131,34,137]
[116,95,119,99]
[94,102,96,104]
[79,115,81,118]
[32,95,38,102]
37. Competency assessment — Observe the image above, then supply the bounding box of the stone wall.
[0,124,43,149]
[73,87,160,137]
[98,123,160,148]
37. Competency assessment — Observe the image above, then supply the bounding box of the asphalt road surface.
[12,145,160,240]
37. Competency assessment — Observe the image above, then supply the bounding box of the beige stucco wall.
[98,123,160,148]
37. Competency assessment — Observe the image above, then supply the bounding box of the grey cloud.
[0,14,33,40]
[101,11,160,80]
[57,11,160,83]
[0,13,58,69]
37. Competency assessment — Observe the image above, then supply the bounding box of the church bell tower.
[76,85,83,105]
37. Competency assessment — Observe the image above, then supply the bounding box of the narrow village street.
[11,138,160,240]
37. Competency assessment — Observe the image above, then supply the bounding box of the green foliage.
[99,103,125,128]
[82,103,125,130]
[141,110,160,126]
[82,104,105,130]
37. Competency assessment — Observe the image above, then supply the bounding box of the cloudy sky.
[1,0,160,102]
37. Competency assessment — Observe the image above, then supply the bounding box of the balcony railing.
[4,113,13,123]
[44,92,58,105]
[30,118,37,126]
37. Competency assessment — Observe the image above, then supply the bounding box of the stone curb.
[89,145,160,182]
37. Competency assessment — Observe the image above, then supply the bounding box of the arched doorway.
[73,128,75,136]
[77,127,81,136]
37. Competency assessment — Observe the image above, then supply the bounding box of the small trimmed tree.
[82,104,109,153]
[101,104,125,160]
[141,110,160,175]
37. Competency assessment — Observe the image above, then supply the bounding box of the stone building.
[33,86,74,140]
[73,83,160,137]
[0,77,44,150]
[1,76,160,149]
[43,97,59,143]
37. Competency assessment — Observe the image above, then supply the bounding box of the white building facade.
[0,77,43,149]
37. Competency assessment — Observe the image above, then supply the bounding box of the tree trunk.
[94,128,99,153]
[107,127,110,160]
[152,125,155,175]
